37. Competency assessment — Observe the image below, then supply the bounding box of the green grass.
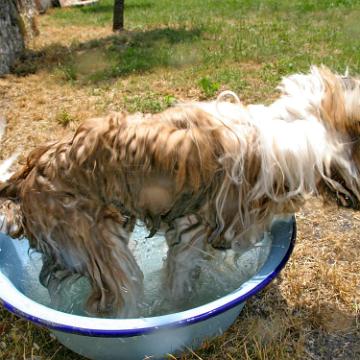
[55,109,76,126]
[198,77,220,98]
[123,92,177,113]
[29,0,360,104]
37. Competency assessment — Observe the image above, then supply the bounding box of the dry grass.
[1,1,360,359]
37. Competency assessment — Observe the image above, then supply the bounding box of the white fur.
[0,117,18,182]
[190,67,359,248]
[204,69,354,199]
[0,152,19,182]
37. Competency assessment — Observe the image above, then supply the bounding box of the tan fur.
[316,67,360,207]
[319,67,348,132]
[1,66,360,316]
[0,107,237,315]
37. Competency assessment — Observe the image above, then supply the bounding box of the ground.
[0,1,359,359]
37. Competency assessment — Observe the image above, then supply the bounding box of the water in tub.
[2,223,272,318]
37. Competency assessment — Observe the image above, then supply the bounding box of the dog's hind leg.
[164,215,209,304]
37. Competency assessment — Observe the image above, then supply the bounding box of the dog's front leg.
[164,215,209,304]
[23,200,143,318]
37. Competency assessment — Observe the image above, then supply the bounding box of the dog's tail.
[0,116,21,198]
[0,116,19,182]
[0,116,24,237]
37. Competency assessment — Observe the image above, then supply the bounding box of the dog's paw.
[165,263,201,305]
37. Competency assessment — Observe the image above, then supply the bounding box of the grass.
[198,77,220,98]
[12,0,360,104]
[0,0,359,359]
[55,109,75,127]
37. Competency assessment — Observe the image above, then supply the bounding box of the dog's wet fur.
[1,66,360,316]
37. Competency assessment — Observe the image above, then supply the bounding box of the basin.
[0,217,296,359]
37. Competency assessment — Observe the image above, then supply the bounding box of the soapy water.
[15,224,272,318]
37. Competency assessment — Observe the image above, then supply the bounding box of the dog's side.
[1,66,360,316]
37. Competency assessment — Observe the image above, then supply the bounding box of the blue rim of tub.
[0,217,296,338]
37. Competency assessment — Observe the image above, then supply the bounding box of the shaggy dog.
[0,66,359,316]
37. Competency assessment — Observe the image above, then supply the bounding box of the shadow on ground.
[229,278,360,360]
[11,27,202,84]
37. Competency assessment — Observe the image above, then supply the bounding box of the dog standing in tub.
[0,66,360,317]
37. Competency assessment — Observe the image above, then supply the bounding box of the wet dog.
[1,66,359,316]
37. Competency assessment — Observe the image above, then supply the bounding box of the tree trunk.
[0,1,25,75]
[0,0,38,76]
[15,0,39,40]
[113,0,124,32]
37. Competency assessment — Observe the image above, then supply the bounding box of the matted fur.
[1,66,360,316]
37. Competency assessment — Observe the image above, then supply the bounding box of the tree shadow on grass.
[11,27,202,84]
